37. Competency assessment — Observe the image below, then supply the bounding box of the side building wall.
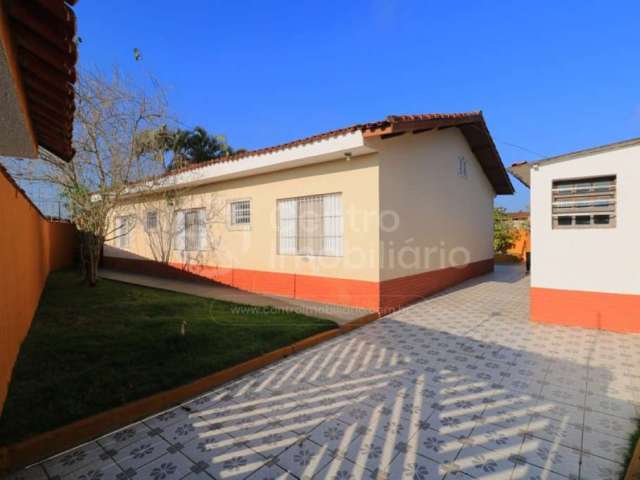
[376,127,496,311]
[104,156,381,310]
[530,144,640,332]
[0,166,76,413]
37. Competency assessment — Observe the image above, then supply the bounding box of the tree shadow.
[106,316,627,480]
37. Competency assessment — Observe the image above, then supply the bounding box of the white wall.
[531,143,640,295]
[377,127,496,281]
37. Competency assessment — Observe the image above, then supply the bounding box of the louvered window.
[552,176,616,228]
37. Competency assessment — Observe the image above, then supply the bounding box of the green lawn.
[0,271,337,446]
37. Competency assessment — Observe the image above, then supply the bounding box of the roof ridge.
[163,111,483,178]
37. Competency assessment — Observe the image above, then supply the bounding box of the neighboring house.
[510,138,640,332]
[105,112,514,312]
[507,210,529,229]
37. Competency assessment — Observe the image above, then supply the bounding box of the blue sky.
[75,0,640,211]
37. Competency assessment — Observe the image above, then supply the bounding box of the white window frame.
[277,192,343,257]
[551,175,617,229]
[174,207,207,251]
[228,198,251,230]
[116,215,135,249]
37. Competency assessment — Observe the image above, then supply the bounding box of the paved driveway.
[9,266,640,480]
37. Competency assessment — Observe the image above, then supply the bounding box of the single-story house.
[510,137,640,332]
[104,112,514,312]
[507,210,529,229]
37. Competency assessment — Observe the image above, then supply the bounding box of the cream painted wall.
[106,155,381,282]
[377,128,495,281]
[530,144,640,295]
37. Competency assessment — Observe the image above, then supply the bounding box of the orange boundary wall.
[531,287,640,333]
[102,256,494,313]
[0,166,76,414]
[507,228,530,262]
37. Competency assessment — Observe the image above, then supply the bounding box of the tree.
[164,126,242,170]
[493,207,517,254]
[8,68,170,286]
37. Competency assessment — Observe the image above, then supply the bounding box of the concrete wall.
[507,228,531,261]
[0,166,77,414]
[377,127,496,281]
[529,143,640,332]
[530,144,640,295]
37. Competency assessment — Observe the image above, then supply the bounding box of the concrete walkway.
[10,265,640,480]
[98,269,371,326]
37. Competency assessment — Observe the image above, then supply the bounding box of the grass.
[0,270,337,446]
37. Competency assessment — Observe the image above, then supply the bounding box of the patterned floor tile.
[13,266,640,480]
[581,427,629,461]
[583,409,636,439]
[126,452,194,480]
[312,457,372,479]
[143,407,192,431]
[195,446,269,480]
[245,460,295,479]
[43,442,111,478]
[377,451,444,480]
[274,438,336,480]
[61,458,123,480]
[454,445,519,479]
[579,451,625,480]
[518,434,580,478]
[307,417,363,458]
[510,462,567,480]
[98,423,154,452]
[112,436,173,472]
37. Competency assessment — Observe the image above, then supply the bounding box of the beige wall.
[377,127,495,281]
[107,128,497,286]
[107,154,381,282]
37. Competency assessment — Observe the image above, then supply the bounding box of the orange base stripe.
[380,259,494,312]
[531,287,640,333]
[102,257,493,312]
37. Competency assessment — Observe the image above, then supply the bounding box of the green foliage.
[493,207,517,254]
[0,271,336,445]
[162,126,243,170]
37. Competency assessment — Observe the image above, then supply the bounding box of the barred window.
[230,200,251,226]
[174,208,206,251]
[277,193,343,257]
[116,215,135,248]
[552,175,616,229]
[146,210,158,231]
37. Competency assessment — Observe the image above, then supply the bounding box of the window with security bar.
[230,199,251,226]
[174,208,207,251]
[277,193,343,256]
[115,215,135,248]
[552,175,616,229]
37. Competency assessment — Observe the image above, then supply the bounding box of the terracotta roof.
[507,211,529,220]
[164,112,514,194]
[2,0,78,161]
